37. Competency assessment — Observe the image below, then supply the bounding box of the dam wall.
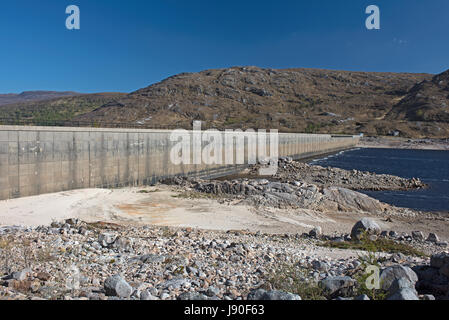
[0,125,360,200]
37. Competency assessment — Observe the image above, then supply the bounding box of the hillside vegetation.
[0,93,126,126]
[1,66,449,138]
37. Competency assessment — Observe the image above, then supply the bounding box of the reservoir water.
[310,148,449,213]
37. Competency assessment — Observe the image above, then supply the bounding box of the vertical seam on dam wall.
[0,126,360,200]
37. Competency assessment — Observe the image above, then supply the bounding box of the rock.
[388,277,417,297]
[322,188,386,213]
[350,218,381,240]
[311,260,329,272]
[140,290,158,300]
[430,253,449,269]
[11,268,31,281]
[387,288,419,300]
[178,292,210,300]
[160,292,170,300]
[186,266,198,275]
[309,227,322,238]
[334,296,353,300]
[92,278,101,287]
[389,231,398,238]
[380,265,418,291]
[104,275,133,298]
[91,241,102,251]
[247,289,301,300]
[411,231,425,241]
[162,278,190,290]
[36,272,51,282]
[427,233,440,243]
[205,286,220,297]
[65,218,80,226]
[355,294,370,300]
[98,233,117,248]
[30,280,41,293]
[8,279,32,292]
[140,254,166,264]
[421,294,436,300]
[440,263,449,278]
[319,276,356,297]
[414,265,449,297]
[78,227,89,236]
[390,252,407,263]
[112,237,132,252]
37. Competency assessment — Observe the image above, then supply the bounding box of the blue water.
[310,148,449,213]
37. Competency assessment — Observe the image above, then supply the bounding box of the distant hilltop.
[0,91,81,106]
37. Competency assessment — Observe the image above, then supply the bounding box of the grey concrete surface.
[0,126,360,200]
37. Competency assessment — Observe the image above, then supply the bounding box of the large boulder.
[440,264,449,278]
[112,237,133,252]
[414,265,449,297]
[387,288,419,300]
[350,218,381,240]
[416,252,449,297]
[427,233,440,243]
[322,188,387,213]
[380,265,418,291]
[388,277,418,297]
[104,275,133,298]
[319,276,356,297]
[430,253,449,269]
[430,253,449,278]
[247,289,301,300]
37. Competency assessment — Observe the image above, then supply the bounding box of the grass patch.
[320,237,426,257]
[265,263,326,300]
[353,252,388,300]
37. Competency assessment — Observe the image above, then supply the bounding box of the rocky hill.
[2,67,449,138]
[74,66,448,137]
[387,70,449,124]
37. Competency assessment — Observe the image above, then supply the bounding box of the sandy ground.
[1,185,448,241]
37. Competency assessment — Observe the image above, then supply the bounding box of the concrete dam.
[0,125,360,200]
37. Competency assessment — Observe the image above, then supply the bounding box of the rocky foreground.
[0,218,448,301]
[0,159,447,301]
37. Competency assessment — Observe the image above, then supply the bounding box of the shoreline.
[358,136,449,151]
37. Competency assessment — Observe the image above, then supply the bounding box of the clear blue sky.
[0,0,448,93]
